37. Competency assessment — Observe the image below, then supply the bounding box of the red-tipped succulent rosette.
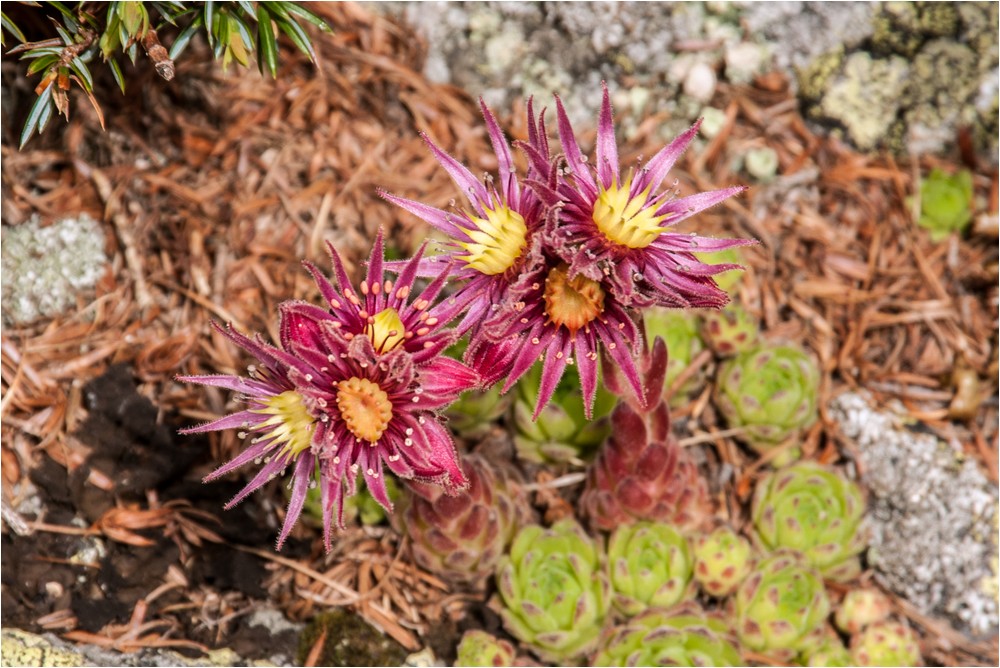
[179,231,477,551]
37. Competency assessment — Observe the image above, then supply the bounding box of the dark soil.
[2,363,301,661]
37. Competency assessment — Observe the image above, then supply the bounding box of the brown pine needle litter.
[1,3,996,665]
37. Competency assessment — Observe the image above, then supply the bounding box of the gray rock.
[830,391,999,638]
[740,1,877,70]
[1,214,108,326]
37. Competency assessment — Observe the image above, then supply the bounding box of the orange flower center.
[336,377,393,443]
[543,264,605,334]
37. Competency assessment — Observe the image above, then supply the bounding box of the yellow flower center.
[543,264,605,334]
[592,175,669,249]
[336,377,393,443]
[457,204,528,275]
[365,307,406,353]
[251,390,315,459]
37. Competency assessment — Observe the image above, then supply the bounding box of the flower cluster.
[180,232,477,550]
[385,84,749,419]
[181,84,748,549]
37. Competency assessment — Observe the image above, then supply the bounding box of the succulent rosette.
[834,588,892,635]
[913,167,973,242]
[594,602,742,667]
[511,360,616,464]
[455,630,515,668]
[850,620,922,667]
[805,629,854,667]
[700,303,760,358]
[582,338,711,531]
[608,521,695,615]
[547,83,751,310]
[692,524,755,598]
[642,307,707,407]
[733,550,831,661]
[179,232,478,550]
[494,518,611,663]
[714,343,820,464]
[399,454,533,587]
[752,462,867,581]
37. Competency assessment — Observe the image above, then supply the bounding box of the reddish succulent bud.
[581,338,711,531]
[399,454,533,587]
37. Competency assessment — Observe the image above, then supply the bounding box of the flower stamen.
[365,307,406,353]
[592,175,669,249]
[543,263,605,334]
[336,377,393,443]
[251,390,315,459]
[458,204,528,275]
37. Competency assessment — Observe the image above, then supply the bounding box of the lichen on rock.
[818,52,909,151]
[830,391,999,638]
[1,214,108,326]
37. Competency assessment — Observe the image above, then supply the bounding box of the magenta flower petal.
[277,452,315,550]
[595,83,619,189]
[634,120,702,195]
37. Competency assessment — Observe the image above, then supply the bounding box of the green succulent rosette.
[714,343,820,465]
[834,588,892,634]
[701,304,760,358]
[494,519,610,663]
[733,550,831,661]
[850,620,922,667]
[692,525,755,597]
[608,521,695,615]
[512,362,616,465]
[643,307,707,407]
[912,167,973,242]
[594,602,742,667]
[805,631,853,667]
[454,630,515,667]
[752,462,867,581]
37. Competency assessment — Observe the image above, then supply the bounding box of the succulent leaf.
[493,519,610,663]
[643,307,708,407]
[700,303,760,358]
[692,524,755,597]
[913,168,974,242]
[850,620,922,667]
[400,454,533,587]
[752,462,867,581]
[608,521,695,615]
[714,343,820,464]
[511,360,616,464]
[733,550,831,661]
[594,602,742,667]
[454,630,515,667]
[581,397,710,531]
[804,630,853,667]
[835,588,892,634]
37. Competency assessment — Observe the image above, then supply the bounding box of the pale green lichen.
[1,214,108,326]
[819,52,909,150]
